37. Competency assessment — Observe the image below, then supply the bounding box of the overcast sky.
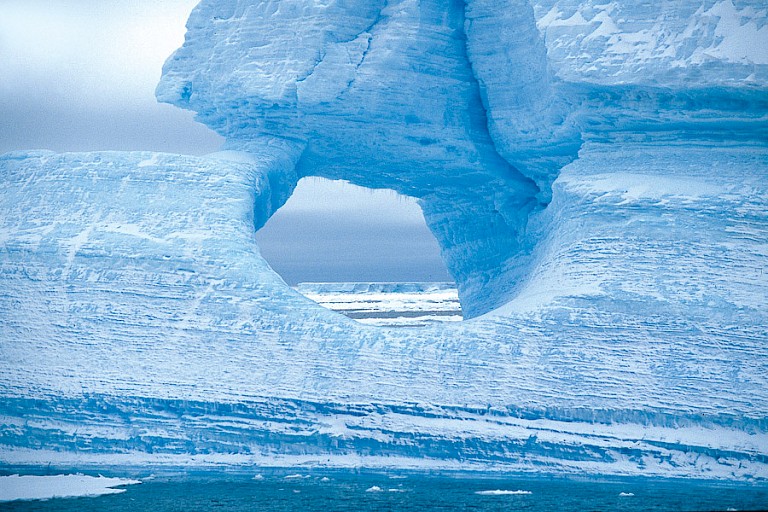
[0,0,222,154]
[0,0,450,284]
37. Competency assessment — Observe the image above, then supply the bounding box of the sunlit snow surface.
[1,0,767,480]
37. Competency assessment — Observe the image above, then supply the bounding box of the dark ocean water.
[3,471,768,512]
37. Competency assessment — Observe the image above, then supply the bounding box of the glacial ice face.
[1,0,767,479]
[1,143,766,479]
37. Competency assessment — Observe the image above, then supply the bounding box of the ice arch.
[156,0,577,317]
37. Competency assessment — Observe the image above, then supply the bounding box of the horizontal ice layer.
[1,143,766,478]
[295,282,457,295]
[3,395,767,479]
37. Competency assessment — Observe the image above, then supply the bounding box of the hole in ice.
[255,177,463,327]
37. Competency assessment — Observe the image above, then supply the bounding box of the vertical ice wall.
[464,0,581,203]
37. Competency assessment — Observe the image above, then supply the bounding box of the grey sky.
[256,178,450,284]
[0,0,450,283]
[0,0,223,154]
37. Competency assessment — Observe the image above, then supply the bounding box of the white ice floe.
[365,485,383,492]
[475,489,532,496]
[0,474,141,502]
[283,474,310,479]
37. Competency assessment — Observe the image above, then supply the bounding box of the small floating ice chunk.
[388,488,407,492]
[366,486,383,492]
[284,474,309,480]
[252,474,264,481]
[319,477,331,482]
[475,489,532,496]
[619,492,635,497]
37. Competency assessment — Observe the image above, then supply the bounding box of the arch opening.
[255,177,463,327]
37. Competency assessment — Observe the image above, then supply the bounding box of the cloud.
[0,0,222,154]
[276,177,428,222]
[255,178,450,284]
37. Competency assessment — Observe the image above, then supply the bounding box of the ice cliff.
[1,0,767,479]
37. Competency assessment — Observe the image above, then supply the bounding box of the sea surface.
[3,470,767,511]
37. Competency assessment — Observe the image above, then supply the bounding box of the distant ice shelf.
[294,282,462,327]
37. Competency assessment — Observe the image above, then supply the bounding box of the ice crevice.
[293,7,387,93]
[297,2,388,99]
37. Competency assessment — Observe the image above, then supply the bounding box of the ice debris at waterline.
[1,0,767,480]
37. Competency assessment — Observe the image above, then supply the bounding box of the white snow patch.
[101,222,167,244]
[547,10,589,27]
[564,172,722,203]
[136,154,161,168]
[205,151,259,165]
[704,0,768,64]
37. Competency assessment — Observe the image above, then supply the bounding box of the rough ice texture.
[1,0,767,479]
[532,0,768,86]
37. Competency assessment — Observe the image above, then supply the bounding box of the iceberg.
[1,0,766,480]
